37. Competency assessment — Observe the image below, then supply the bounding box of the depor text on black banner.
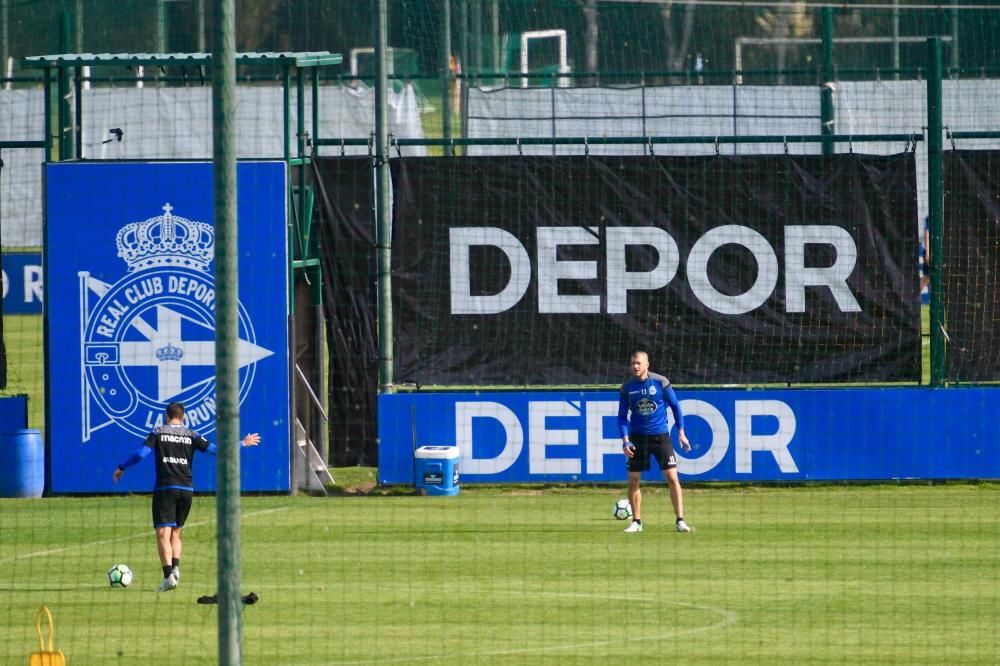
[391,154,920,385]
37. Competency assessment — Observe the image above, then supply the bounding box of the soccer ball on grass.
[613,499,633,520]
[108,563,133,587]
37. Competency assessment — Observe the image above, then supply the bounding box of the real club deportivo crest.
[78,203,273,439]
[636,398,657,416]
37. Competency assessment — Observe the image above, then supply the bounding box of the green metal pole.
[73,0,84,145]
[1,0,8,84]
[927,37,945,387]
[283,66,291,166]
[157,0,167,53]
[281,64,297,494]
[297,69,306,159]
[73,0,83,159]
[892,0,900,81]
[74,0,83,51]
[310,65,321,299]
[283,66,294,316]
[459,0,469,90]
[441,0,453,154]
[197,0,206,53]
[950,0,959,71]
[211,0,242,662]
[311,67,319,156]
[471,0,482,77]
[74,66,82,159]
[820,7,835,156]
[43,67,53,161]
[459,0,469,144]
[297,68,306,266]
[375,0,394,393]
[58,12,71,160]
[490,0,499,79]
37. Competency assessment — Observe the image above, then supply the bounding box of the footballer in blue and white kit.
[617,351,693,533]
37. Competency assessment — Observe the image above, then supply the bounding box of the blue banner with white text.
[2,253,43,314]
[46,161,290,493]
[379,388,1000,484]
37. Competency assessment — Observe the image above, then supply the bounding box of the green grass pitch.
[1,483,998,664]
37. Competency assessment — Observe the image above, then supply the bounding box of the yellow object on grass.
[29,606,65,666]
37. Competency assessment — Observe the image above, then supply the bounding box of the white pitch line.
[0,505,292,565]
[337,590,738,665]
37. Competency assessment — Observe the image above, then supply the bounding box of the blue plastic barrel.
[0,429,44,498]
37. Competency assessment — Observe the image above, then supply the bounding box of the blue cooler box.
[414,446,460,496]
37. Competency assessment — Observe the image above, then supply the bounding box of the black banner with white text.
[391,154,920,385]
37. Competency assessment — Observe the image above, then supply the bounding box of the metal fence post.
[927,37,946,387]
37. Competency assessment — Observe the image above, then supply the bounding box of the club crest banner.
[46,161,290,493]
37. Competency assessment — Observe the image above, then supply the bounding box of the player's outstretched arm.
[113,444,153,482]
[203,434,259,456]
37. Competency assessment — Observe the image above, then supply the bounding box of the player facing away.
[618,351,692,534]
[113,401,260,591]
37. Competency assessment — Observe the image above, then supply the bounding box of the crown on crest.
[116,203,214,272]
[154,343,184,362]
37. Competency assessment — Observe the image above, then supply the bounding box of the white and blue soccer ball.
[613,499,633,521]
[108,563,133,588]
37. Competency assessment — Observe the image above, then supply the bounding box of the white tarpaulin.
[0,82,425,247]
[7,80,1000,247]
[835,80,1000,226]
[0,90,44,247]
[468,80,1000,228]
[467,84,821,156]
